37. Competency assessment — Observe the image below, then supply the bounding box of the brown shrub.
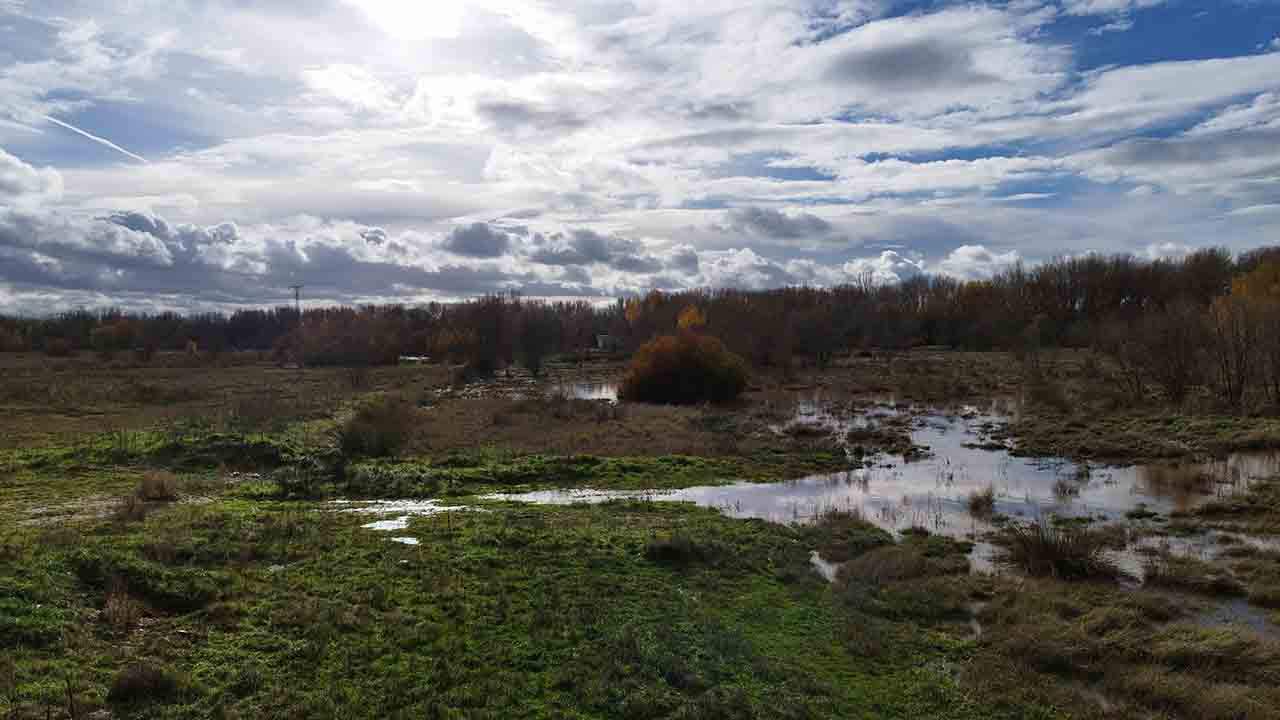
[103,580,144,632]
[336,395,418,458]
[619,331,749,405]
[138,470,179,501]
[44,338,76,357]
[115,495,148,522]
[108,663,183,705]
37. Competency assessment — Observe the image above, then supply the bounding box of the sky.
[1,0,1279,314]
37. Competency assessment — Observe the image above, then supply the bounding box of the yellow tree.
[1232,260,1280,405]
[677,305,706,332]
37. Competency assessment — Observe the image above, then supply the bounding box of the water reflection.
[553,382,620,402]
[490,397,1280,575]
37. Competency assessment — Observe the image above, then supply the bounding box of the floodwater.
[333,499,477,537]
[554,381,620,402]
[493,398,1277,530]
[488,395,1280,579]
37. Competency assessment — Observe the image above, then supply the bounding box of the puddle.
[390,537,420,546]
[554,382,619,402]
[364,516,410,531]
[333,499,479,534]
[489,396,1279,576]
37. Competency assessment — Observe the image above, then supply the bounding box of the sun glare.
[345,0,468,40]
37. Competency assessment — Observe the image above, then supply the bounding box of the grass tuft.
[995,522,1121,580]
[967,485,996,518]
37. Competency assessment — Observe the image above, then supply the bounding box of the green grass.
[0,497,1025,720]
[342,449,852,497]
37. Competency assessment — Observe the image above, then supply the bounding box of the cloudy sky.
[1,0,1279,313]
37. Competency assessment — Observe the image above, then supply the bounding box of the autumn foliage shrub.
[620,331,749,405]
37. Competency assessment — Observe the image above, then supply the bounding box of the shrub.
[996,522,1120,580]
[103,580,143,632]
[44,337,76,357]
[108,663,183,705]
[115,495,148,523]
[644,533,725,566]
[138,471,179,501]
[619,332,749,405]
[335,395,418,458]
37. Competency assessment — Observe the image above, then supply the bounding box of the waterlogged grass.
[1008,412,1280,462]
[344,449,852,497]
[967,577,1280,719]
[1,499,1024,720]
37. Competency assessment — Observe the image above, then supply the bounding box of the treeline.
[4,246,1280,401]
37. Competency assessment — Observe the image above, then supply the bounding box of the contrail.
[43,114,149,164]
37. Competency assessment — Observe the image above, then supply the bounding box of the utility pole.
[290,284,303,319]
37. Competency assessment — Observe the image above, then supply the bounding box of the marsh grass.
[224,393,290,432]
[966,485,996,518]
[102,579,143,632]
[1142,553,1246,596]
[996,522,1121,580]
[968,576,1280,720]
[335,394,418,458]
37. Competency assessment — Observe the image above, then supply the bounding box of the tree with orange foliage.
[1233,260,1280,405]
[676,305,706,331]
[619,331,748,404]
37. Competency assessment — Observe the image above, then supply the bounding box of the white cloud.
[1061,0,1167,16]
[935,245,1020,279]
[843,250,926,285]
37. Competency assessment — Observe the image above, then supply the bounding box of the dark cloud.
[476,100,587,133]
[681,101,753,121]
[725,207,834,239]
[360,227,388,245]
[825,39,996,92]
[526,229,665,274]
[1101,129,1280,167]
[442,222,512,257]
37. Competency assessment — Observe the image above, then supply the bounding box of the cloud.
[0,148,63,205]
[526,229,665,274]
[724,207,834,239]
[842,250,926,285]
[475,100,587,134]
[2,1,1280,312]
[442,222,512,257]
[1061,0,1168,15]
[825,39,997,93]
[935,245,1020,279]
